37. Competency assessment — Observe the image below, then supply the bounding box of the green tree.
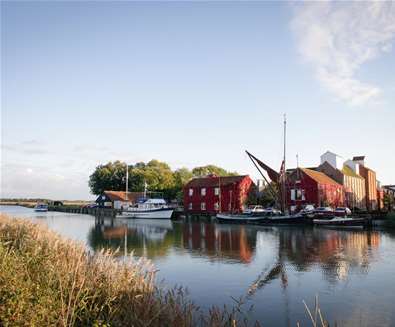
[192,165,237,177]
[89,161,128,195]
[89,160,238,201]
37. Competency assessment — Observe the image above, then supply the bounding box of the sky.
[1,1,395,200]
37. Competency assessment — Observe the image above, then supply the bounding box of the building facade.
[352,156,378,211]
[96,191,144,209]
[287,168,344,209]
[317,161,366,210]
[183,175,254,215]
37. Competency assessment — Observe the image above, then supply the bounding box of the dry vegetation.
[0,214,330,327]
[0,214,256,327]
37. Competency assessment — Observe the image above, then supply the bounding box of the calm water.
[2,205,395,327]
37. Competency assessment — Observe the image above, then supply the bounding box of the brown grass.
[0,214,256,327]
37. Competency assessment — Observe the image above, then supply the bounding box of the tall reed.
[0,214,253,327]
[0,214,330,326]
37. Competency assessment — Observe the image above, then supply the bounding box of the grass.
[0,214,330,327]
[0,214,255,327]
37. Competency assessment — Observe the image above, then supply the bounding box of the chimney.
[352,156,365,167]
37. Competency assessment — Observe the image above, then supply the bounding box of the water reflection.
[182,223,257,263]
[277,228,380,283]
[88,219,381,283]
[88,218,178,258]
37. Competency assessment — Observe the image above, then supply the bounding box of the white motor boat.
[34,203,48,212]
[243,205,266,214]
[116,198,173,219]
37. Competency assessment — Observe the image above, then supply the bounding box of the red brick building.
[184,175,254,214]
[287,168,344,210]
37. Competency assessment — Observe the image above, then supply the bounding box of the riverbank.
[0,214,251,327]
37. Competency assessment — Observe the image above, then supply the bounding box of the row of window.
[188,187,220,197]
[188,202,221,211]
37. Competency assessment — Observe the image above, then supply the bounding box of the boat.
[216,212,267,224]
[263,212,307,224]
[34,203,48,212]
[243,205,266,214]
[334,207,352,217]
[313,216,366,227]
[314,206,335,219]
[117,169,173,219]
[116,198,174,219]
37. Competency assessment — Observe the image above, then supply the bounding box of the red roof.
[104,191,144,202]
[301,168,341,186]
[185,175,249,188]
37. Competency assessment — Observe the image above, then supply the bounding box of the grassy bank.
[0,214,246,327]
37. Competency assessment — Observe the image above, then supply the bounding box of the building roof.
[185,175,250,188]
[103,191,144,202]
[353,156,365,161]
[342,165,364,179]
[301,168,341,186]
[322,150,343,158]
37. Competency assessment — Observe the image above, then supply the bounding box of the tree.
[173,168,193,189]
[89,159,176,198]
[89,161,128,195]
[192,165,237,177]
[89,160,238,201]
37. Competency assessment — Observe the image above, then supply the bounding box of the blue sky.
[1,1,394,200]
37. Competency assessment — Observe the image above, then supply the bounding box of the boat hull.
[264,215,308,224]
[313,217,366,227]
[116,208,173,219]
[216,213,266,224]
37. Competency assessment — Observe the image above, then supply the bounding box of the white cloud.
[291,1,395,106]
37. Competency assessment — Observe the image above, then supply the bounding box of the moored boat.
[313,216,366,227]
[116,198,174,219]
[264,212,307,224]
[216,212,266,224]
[34,203,48,212]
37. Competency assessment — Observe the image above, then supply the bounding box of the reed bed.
[0,214,255,327]
[0,214,329,327]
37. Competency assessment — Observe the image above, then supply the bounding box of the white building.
[320,151,344,170]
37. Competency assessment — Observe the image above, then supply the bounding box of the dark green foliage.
[89,161,237,200]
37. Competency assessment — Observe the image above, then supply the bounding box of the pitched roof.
[103,191,144,202]
[342,165,364,179]
[301,168,341,186]
[185,175,250,188]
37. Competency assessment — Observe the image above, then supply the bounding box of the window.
[201,202,206,210]
[214,187,220,196]
[214,202,219,211]
[188,203,193,210]
[201,188,206,196]
[189,188,193,196]
[291,189,306,201]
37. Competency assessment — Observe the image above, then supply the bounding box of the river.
[1,205,395,327]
